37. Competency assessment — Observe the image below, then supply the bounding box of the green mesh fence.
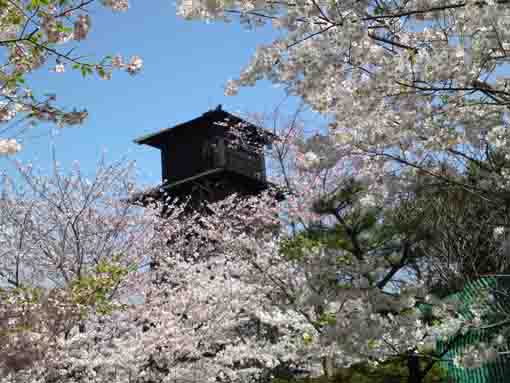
[430,276,510,383]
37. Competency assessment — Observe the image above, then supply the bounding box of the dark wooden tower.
[133,105,278,210]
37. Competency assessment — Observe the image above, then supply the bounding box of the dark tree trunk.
[408,354,422,383]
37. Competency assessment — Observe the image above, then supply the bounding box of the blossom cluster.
[174,0,510,203]
[0,0,142,155]
[0,139,21,155]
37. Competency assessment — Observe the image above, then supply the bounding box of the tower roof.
[133,105,276,149]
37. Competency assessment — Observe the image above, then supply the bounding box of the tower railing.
[223,148,266,181]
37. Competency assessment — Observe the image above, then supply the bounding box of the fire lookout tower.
[133,105,279,210]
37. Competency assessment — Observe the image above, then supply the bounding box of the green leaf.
[302,332,313,345]
[56,23,72,33]
[15,73,25,84]
[317,312,337,326]
[96,66,106,79]
[373,5,385,15]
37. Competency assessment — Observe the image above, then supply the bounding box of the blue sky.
[1,1,313,187]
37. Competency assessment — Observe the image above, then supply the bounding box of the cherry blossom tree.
[8,0,510,378]
[0,157,155,376]
[3,119,507,382]
[252,108,510,378]
[175,0,510,206]
[0,0,143,155]
[171,1,510,374]
[0,153,498,382]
